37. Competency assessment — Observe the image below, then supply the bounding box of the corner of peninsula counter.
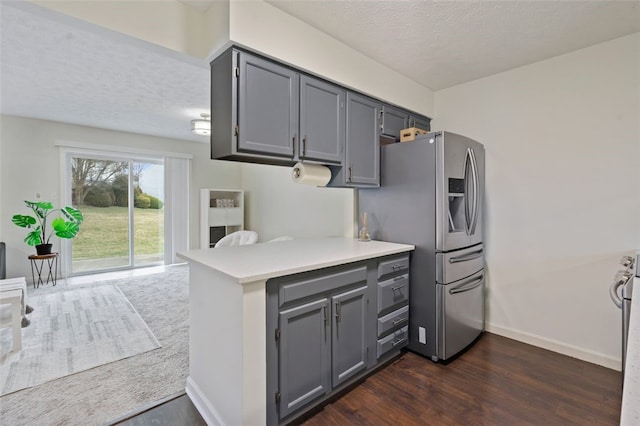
[177,237,414,426]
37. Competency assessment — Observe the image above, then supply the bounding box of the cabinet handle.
[323,305,328,339]
[391,283,405,292]
[392,317,407,326]
[335,301,341,322]
[392,337,407,347]
[292,135,296,157]
[348,166,352,182]
[302,136,307,156]
[392,264,403,271]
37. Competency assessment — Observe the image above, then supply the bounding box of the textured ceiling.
[266,0,640,90]
[0,1,211,143]
[1,1,639,143]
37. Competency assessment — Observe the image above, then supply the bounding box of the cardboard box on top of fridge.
[400,127,428,143]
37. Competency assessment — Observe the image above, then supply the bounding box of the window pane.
[71,158,130,272]
[133,161,164,266]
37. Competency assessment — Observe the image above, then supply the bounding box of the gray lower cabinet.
[299,75,345,164]
[266,255,411,425]
[376,254,410,360]
[331,285,368,386]
[278,297,330,419]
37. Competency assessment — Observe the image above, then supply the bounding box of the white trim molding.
[54,140,193,159]
[486,322,620,371]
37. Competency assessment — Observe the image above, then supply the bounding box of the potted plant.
[12,200,84,255]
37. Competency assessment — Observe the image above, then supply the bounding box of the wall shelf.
[200,189,244,249]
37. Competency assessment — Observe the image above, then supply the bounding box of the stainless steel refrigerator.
[359,131,485,361]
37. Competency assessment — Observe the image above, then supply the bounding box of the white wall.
[432,33,640,369]
[0,115,241,279]
[239,163,354,242]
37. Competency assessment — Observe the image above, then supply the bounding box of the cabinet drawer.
[279,265,367,306]
[377,305,409,337]
[377,326,408,359]
[377,274,409,315]
[378,255,409,279]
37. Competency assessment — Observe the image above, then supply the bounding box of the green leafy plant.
[11,200,84,246]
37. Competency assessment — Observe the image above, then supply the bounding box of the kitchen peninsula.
[177,237,414,426]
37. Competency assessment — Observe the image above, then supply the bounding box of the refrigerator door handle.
[469,147,480,235]
[464,148,473,235]
[449,249,484,264]
[449,275,484,295]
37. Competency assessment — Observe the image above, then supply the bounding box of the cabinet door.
[279,298,330,418]
[331,285,368,387]
[381,104,408,139]
[238,53,299,158]
[408,114,431,131]
[299,75,345,164]
[345,93,380,186]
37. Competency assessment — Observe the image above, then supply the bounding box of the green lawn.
[72,205,164,260]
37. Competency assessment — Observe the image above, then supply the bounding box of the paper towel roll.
[291,162,331,186]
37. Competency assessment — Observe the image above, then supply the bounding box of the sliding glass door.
[68,153,164,274]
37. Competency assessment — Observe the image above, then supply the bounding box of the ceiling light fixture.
[191,113,211,136]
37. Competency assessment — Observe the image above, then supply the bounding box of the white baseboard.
[185,376,225,426]
[486,323,621,371]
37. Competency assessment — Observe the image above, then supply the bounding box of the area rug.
[0,265,189,426]
[0,285,161,396]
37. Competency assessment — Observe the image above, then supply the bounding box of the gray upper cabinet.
[381,104,408,140]
[211,46,430,176]
[331,285,368,387]
[238,53,299,158]
[341,93,380,187]
[408,114,431,131]
[299,75,345,164]
[278,297,330,419]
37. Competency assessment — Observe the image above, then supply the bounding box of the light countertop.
[177,237,415,284]
[621,252,639,425]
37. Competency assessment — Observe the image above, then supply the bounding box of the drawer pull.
[391,264,403,271]
[392,317,407,326]
[391,337,407,347]
[391,283,406,292]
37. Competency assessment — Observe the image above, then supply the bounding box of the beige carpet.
[0,285,161,396]
[0,265,189,425]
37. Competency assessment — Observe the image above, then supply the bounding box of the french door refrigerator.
[359,131,485,361]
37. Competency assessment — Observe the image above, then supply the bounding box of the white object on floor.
[0,277,30,326]
[214,230,258,248]
[0,288,23,352]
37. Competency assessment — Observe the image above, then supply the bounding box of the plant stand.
[28,253,58,288]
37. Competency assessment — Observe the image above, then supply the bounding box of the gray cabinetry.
[278,297,330,418]
[267,263,372,424]
[376,254,410,360]
[237,53,299,158]
[211,49,299,164]
[381,104,408,140]
[329,93,380,187]
[408,114,431,131]
[331,285,368,387]
[299,75,345,164]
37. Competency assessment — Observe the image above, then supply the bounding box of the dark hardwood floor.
[114,333,622,425]
[302,333,622,425]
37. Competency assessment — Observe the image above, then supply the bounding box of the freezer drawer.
[436,269,485,360]
[436,244,484,284]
